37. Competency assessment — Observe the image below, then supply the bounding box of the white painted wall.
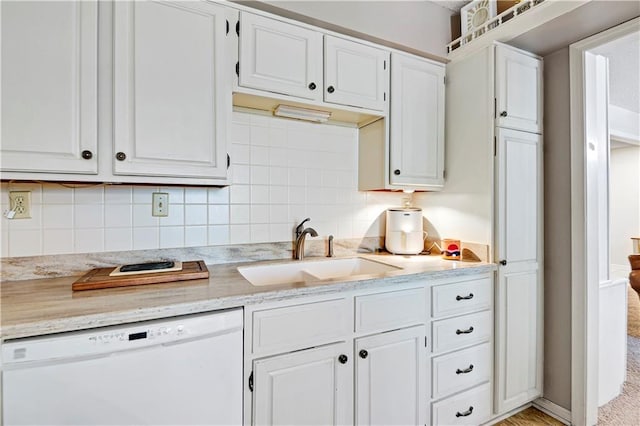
[610,145,640,269]
[0,111,406,257]
[263,1,454,57]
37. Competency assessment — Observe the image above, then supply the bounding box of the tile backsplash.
[1,111,407,258]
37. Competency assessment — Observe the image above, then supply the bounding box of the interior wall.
[610,145,640,269]
[542,47,573,411]
[259,1,454,57]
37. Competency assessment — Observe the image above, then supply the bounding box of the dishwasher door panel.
[2,328,242,425]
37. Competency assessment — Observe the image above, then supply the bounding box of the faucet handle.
[295,218,311,238]
[327,235,334,257]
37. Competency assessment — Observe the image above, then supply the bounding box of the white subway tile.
[269,167,288,186]
[288,204,307,224]
[133,186,158,204]
[133,227,159,250]
[288,168,306,187]
[269,204,288,224]
[229,224,250,244]
[231,143,250,164]
[208,225,229,245]
[231,123,251,144]
[7,204,42,231]
[74,186,104,204]
[185,204,208,225]
[269,127,287,147]
[269,223,291,242]
[230,184,251,204]
[74,205,104,228]
[185,188,208,204]
[43,229,74,255]
[10,182,43,204]
[105,185,133,204]
[269,147,288,167]
[337,220,354,239]
[185,226,207,247]
[250,185,269,204]
[160,226,184,248]
[232,164,250,184]
[306,169,322,186]
[105,228,133,252]
[42,186,73,204]
[250,224,269,243]
[208,187,229,204]
[250,204,269,224]
[270,186,288,204]
[42,204,73,229]
[230,205,250,224]
[251,165,269,184]
[0,225,9,257]
[8,229,42,257]
[133,205,158,227]
[159,204,184,227]
[75,228,105,253]
[250,146,269,165]
[232,111,251,124]
[250,114,270,127]
[250,125,269,146]
[208,205,229,225]
[105,204,133,228]
[288,186,306,205]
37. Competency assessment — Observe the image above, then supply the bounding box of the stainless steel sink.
[238,257,402,286]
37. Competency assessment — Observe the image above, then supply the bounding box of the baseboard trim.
[482,403,533,425]
[533,397,572,425]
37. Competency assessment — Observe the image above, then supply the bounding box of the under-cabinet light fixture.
[273,105,331,123]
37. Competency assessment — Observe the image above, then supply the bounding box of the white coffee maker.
[385,208,425,255]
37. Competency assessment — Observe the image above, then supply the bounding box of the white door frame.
[569,17,639,426]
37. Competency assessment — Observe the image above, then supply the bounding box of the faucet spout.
[293,219,318,260]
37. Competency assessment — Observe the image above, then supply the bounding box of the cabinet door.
[355,326,427,426]
[113,1,229,179]
[495,45,542,134]
[324,35,389,111]
[494,128,543,413]
[239,12,322,101]
[1,1,98,174]
[390,53,445,188]
[253,342,352,426]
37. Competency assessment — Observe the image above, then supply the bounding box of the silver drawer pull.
[456,364,474,374]
[455,406,474,417]
[456,326,474,335]
[456,293,474,301]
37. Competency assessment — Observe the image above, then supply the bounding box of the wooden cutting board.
[72,260,209,291]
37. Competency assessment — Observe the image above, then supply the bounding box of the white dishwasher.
[1,309,243,426]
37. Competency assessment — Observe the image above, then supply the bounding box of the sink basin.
[238,257,402,286]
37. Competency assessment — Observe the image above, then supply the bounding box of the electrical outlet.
[9,191,31,219]
[152,192,169,217]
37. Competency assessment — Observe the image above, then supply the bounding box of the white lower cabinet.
[355,326,427,426]
[253,342,353,426]
[244,273,493,426]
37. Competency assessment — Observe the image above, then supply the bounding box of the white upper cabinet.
[113,1,229,179]
[495,45,543,134]
[1,1,98,174]
[389,53,445,188]
[239,12,323,101]
[324,36,389,111]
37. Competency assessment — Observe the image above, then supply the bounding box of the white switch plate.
[9,191,31,219]
[152,192,169,217]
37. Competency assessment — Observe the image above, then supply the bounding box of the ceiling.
[592,31,640,114]
[431,0,469,12]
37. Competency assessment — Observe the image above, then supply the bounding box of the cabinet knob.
[81,150,93,160]
[500,111,508,117]
[499,259,507,266]
[327,86,335,93]
[116,152,127,161]
[359,349,368,359]
[308,82,317,90]
[394,169,401,175]
[338,354,348,364]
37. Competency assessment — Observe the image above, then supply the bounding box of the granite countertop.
[0,254,495,341]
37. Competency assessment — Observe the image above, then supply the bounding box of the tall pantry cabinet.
[444,42,543,417]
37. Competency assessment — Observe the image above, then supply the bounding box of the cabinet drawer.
[432,343,491,399]
[432,277,492,318]
[252,298,350,355]
[432,310,492,354]
[432,383,491,426]
[355,287,426,333]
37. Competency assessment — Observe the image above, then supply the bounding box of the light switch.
[152,193,169,217]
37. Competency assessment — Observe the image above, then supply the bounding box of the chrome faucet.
[293,218,318,260]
